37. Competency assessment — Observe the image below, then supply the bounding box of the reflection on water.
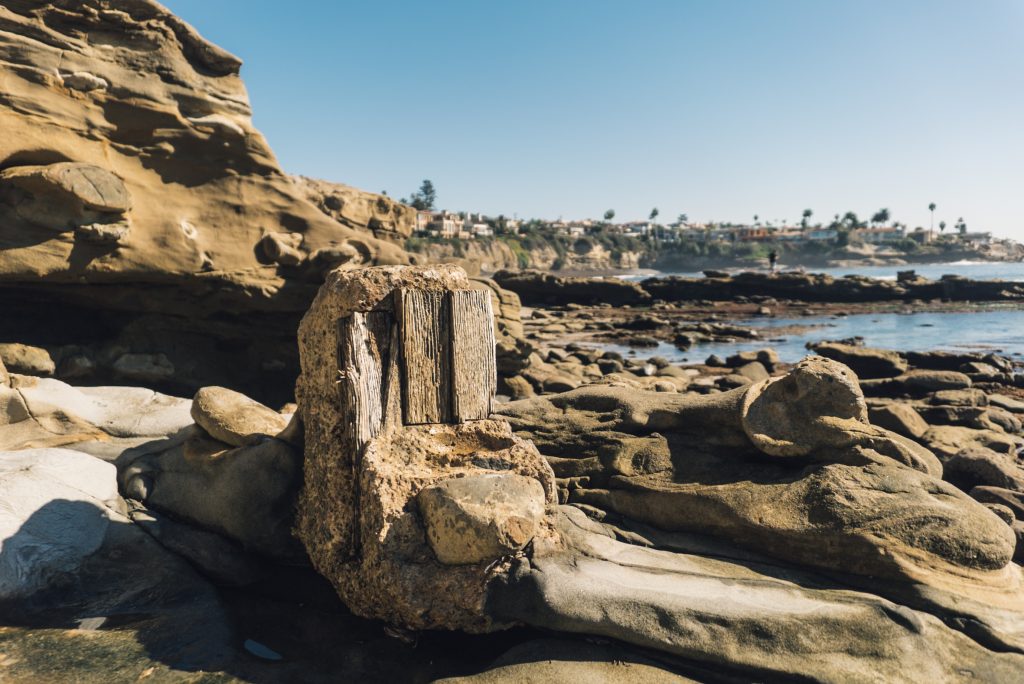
[599,309,1024,364]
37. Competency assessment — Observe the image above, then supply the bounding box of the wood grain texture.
[398,289,452,424]
[337,311,392,447]
[449,289,496,421]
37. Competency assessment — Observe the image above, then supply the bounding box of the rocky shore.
[4,3,1024,683]
[4,263,1024,682]
[495,268,1024,307]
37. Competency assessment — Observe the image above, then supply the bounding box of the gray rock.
[418,473,546,565]
[488,507,1024,683]
[0,448,119,599]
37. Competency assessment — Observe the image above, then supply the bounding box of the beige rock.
[418,473,546,565]
[0,343,55,377]
[811,342,907,378]
[868,402,930,439]
[191,386,290,447]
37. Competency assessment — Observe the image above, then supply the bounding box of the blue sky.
[163,1,1024,238]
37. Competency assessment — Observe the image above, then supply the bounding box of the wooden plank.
[449,289,496,421]
[398,289,452,424]
[337,311,392,447]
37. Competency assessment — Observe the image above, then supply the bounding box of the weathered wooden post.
[295,265,554,631]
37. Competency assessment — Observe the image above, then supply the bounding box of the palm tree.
[871,208,890,227]
[928,202,936,239]
[801,208,813,229]
[939,220,947,234]
[677,212,688,227]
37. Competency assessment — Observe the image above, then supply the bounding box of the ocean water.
[624,260,1024,282]
[599,308,1024,365]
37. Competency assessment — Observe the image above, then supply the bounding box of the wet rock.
[725,348,779,371]
[705,353,726,367]
[418,473,546,565]
[191,386,290,447]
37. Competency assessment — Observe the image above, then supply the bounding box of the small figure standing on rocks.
[768,249,778,273]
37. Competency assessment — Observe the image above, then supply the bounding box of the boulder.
[725,348,779,371]
[488,507,1024,683]
[119,428,303,559]
[943,447,1024,493]
[971,486,1024,520]
[191,386,290,447]
[901,370,973,393]
[868,402,930,439]
[811,342,907,378]
[920,425,1022,460]
[418,473,546,565]
[0,343,55,376]
[931,389,989,406]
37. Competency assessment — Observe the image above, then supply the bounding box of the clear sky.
[162,1,1024,239]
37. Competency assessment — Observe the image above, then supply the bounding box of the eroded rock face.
[498,357,1019,597]
[0,0,412,403]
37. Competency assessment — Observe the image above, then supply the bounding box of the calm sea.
[604,261,1024,363]
[629,260,1024,282]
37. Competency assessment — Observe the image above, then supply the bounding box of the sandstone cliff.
[0,0,420,401]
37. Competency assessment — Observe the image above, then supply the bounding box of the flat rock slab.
[0,448,118,599]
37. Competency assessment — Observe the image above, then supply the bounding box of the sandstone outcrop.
[0,0,417,403]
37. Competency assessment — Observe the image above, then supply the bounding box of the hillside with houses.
[405,206,1023,274]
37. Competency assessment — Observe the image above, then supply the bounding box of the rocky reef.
[496,268,1024,307]
[4,264,1024,682]
[5,2,1024,682]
